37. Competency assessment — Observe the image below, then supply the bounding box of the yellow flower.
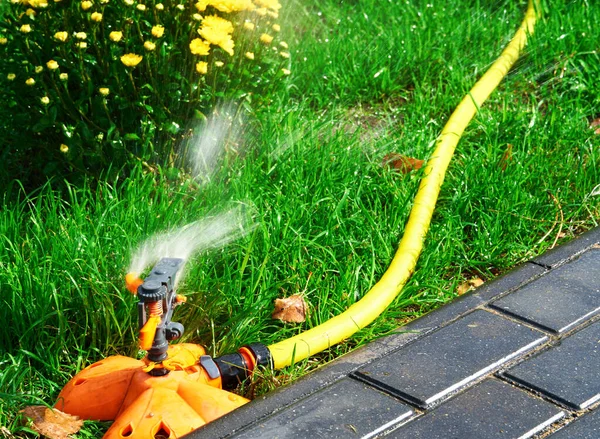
[254,7,266,16]
[20,24,32,33]
[155,2,163,9]
[41,96,50,105]
[136,3,146,10]
[109,31,123,42]
[279,51,289,58]
[60,144,69,153]
[209,0,254,13]
[143,41,155,51]
[26,8,36,16]
[100,0,109,3]
[124,0,133,5]
[26,77,35,86]
[189,38,210,55]
[279,41,288,49]
[267,10,278,18]
[0,38,7,45]
[7,73,16,80]
[243,22,254,31]
[254,0,281,11]
[176,4,184,10]
[194,0,208,11]
[59,73,68,81]
[77,41,88,49]
[272,24,280,32]
[195,61,207,74]
[47,60,59,70]
[201,15,234,34]
[91,12,103,22]
[198,15,235,56]
[27,0,49,7]
[215,61,224,67]
[35,65,43,73]
[54,31,68,42]
[120,53,143,67]
[244,51,254,60]
[151,25,164,38]
[99,87,109,96]
[81,0,92,10]
[192,13,202,20]
[260,33,273,44]
[75,32,87,39]
[281,68,290,75]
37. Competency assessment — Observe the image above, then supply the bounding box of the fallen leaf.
[382,153,424,174]
[590,117,600,135]
[20,406,83,439]
[457,277,484,295]
[272,294,307,323]
[499,143,513,171]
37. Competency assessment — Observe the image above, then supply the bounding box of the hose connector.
[209,343,272,390]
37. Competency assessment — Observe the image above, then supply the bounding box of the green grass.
[2,0,600,435]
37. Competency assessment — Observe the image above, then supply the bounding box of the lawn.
[1,0,599,436]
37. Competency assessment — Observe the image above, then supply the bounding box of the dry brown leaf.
[382,153,424,174]
[499,143,513,171]
[20,406,83,439]
[457,277,484,295]
[272,294,307,323]
[590,117,600,135]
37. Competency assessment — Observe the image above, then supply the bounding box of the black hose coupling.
[212,343,272,390]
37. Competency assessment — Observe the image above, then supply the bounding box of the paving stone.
[547,409,600,439]
[353,310,547,408]
[503,321,600,410]
[385,379,565,439]
[231,378,413,439]
[490,249,600,333]
[532,228,600,268]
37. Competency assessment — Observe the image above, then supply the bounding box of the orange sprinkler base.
[55,343,249,439]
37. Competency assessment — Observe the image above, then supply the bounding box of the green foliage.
[0,0,289,186]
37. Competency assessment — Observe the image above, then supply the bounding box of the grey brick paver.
[353,309,547,407]
[503,321,600,410]
[384,379,564,439]
[547,408,600,438]
[491,250,600,333]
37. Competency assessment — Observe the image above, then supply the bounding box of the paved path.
[188,228,600,438]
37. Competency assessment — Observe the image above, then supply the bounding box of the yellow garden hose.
[268,0,541,369]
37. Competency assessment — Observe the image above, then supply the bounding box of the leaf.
[20,406,83,439]
[272,294,307,323]
[499,143,513,171]
[457,277,484,295]
[590,117,600,135]
[382,153,424,174]
[124,133,141,140]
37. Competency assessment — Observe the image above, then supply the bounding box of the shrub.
[0,0,290,185]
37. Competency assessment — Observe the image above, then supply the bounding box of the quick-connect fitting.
[209,343,272,390]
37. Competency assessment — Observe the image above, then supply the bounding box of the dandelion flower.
[100,0,109,3]
[91,12,103,22]
[75,32,87,39]
[272,24,280,32]
[26,77,35,85]
[59,73,68,81]
[215,61,224,67]
[198,15,235,55]
[136,3,146,10]
[77,42,88,49]
[267,10,278,18]
[7,73,16,80]
[209,0,254,13]
[60,144,69,153]
[192,13,202,20]
[143,41,155,51]
[202,15,234,34]
[26,8,36,16]
[109,31,122,42]
[54,31,68,42]
[255,7,266,16]
[254,0,281,11]
[195,61,207,74]
[28,0,49,7]
[243,22,254,31]
[194,0,208,11]
[20,24,32,33]
[99,87,109,96]
[81,0,92,10]
[279,51,289,58]
[151,25,164,38]
[189,38,210,55]
[281,68,290,75]
[244,51,254,60]
[41,96,50,105]
[47,60,59,70]
[176,4,184,10]
[124,0,134,5]
[120,53,143,67]
[155,3,163,9]
[0,38,7,45]
[279,41,288,49]
[35,65,43,73]
[260,33,273,44]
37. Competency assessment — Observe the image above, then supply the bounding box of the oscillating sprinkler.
[55,258,271,439]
